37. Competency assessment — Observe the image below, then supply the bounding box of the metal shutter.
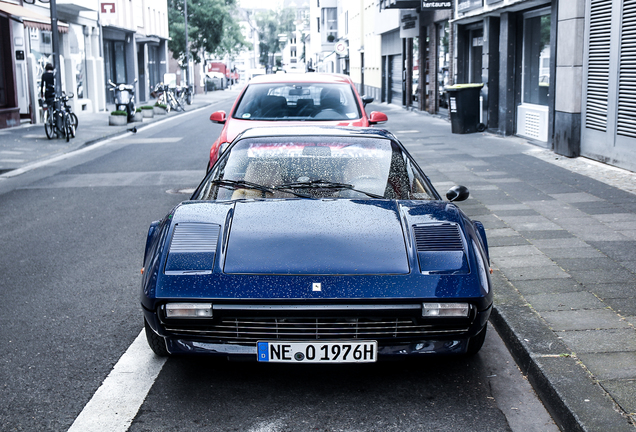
[585,0,613,132]
[617,0,636,138]
[390,54,403,104]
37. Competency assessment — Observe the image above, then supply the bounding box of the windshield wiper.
[275,179,385,199]
[210,179,313,199]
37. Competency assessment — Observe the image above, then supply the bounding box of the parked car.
[207,73,388,170]
[142,126,493,362]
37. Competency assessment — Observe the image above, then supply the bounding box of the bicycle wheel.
[44,110,55,139]
[64,114,74,142]
[69,112,78,129]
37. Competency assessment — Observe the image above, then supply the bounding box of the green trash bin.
[445,83,485,134]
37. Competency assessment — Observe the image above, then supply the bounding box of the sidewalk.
[0,88,240,176]
[376,103,636,432]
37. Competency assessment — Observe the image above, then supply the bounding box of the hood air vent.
[170,223,220,253]
[413,223,468,274]
[165,223,220,275]
[413,223,464,252]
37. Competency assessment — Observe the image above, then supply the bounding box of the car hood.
[226,118,367,143]
[143,199,492,304]
[224,200,409,275]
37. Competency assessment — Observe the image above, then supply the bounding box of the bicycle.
[153,83,184,112]
[175,84,193,105]
[42,92,77,142]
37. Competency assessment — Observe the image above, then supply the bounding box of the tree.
[255,8,296,68]
[213,11,252,60]
[168,0,246,66]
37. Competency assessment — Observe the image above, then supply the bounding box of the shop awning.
[0,1,69,33]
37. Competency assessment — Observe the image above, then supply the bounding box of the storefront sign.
[335,41,348,56]
[457,0,483,13]
[100,2,116,13]
[400,10,419,39]
[422,1,452,8]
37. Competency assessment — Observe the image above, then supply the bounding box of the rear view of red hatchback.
[208,73,388,169]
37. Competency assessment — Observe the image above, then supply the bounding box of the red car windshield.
[232,83,363,121]
[196,136,436,201]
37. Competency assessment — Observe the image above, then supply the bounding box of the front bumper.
[143,303,492,359]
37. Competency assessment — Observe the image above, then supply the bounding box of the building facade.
[0,0,168,130]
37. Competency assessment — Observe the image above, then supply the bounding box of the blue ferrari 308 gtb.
[141,126,492,363]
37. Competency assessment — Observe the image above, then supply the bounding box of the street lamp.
[184,0,190,89]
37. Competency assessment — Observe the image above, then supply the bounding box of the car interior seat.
[232,160,284,199]
[258,95,288,118]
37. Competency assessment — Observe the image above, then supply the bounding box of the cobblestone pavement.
[377,103,636,432]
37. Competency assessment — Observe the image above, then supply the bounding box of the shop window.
[438,21,450,109]
[522,10,551,106]
[0,18,6,107]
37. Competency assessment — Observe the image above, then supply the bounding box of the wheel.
[186,92,192,105]
[466,323,487,356]
[44,111,55,139]
[69,112,78,129]
[144,319,170,357]
[127,103,135,122]
[64,115,73,142]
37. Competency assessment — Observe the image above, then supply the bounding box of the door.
[582,0,636,171]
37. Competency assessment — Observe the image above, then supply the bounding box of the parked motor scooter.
[108,78,137,122]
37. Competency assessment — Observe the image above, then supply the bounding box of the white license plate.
[257,341,378,363]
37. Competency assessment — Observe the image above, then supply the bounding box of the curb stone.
[490,269,635,432]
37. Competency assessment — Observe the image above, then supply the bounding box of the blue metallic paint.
[141,127,493,358]
[142,199,492,308]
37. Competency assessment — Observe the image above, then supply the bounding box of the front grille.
[164,317,470,343]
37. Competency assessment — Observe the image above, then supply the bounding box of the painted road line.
[67,330,167,432]
[0,102,221,179]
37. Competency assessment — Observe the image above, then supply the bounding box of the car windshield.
[232,83,362,121]
[194,136,437,201]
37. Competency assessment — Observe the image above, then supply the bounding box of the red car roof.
[247,73,355,85]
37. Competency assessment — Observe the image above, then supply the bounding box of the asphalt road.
[0,98,557,431]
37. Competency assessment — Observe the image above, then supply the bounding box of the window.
[522,9,551,106]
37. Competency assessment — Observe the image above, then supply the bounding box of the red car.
[208,73,388,169]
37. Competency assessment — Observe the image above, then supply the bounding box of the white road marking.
[0,159,25,163]
[0,150,24,155]
[395,130,420,134]
[118,137,183,144]
[67,330,167,432]
[25,170,203,188]
[0,103,213,179]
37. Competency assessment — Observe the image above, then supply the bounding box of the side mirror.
[446,185,470,202]
[209,111,227,124]
[368,111,388,125]
[133,78,138,84]
[362,96,374,107]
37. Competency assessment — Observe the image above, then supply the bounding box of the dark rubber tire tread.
[144,319,170,357]
[466,323,487,356]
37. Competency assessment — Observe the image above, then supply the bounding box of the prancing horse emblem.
[312,283,321,292]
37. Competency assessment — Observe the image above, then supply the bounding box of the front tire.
[44,111,54,139]
[64,115,73,142]
[466,323,487,356]
[144,319,169,357]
